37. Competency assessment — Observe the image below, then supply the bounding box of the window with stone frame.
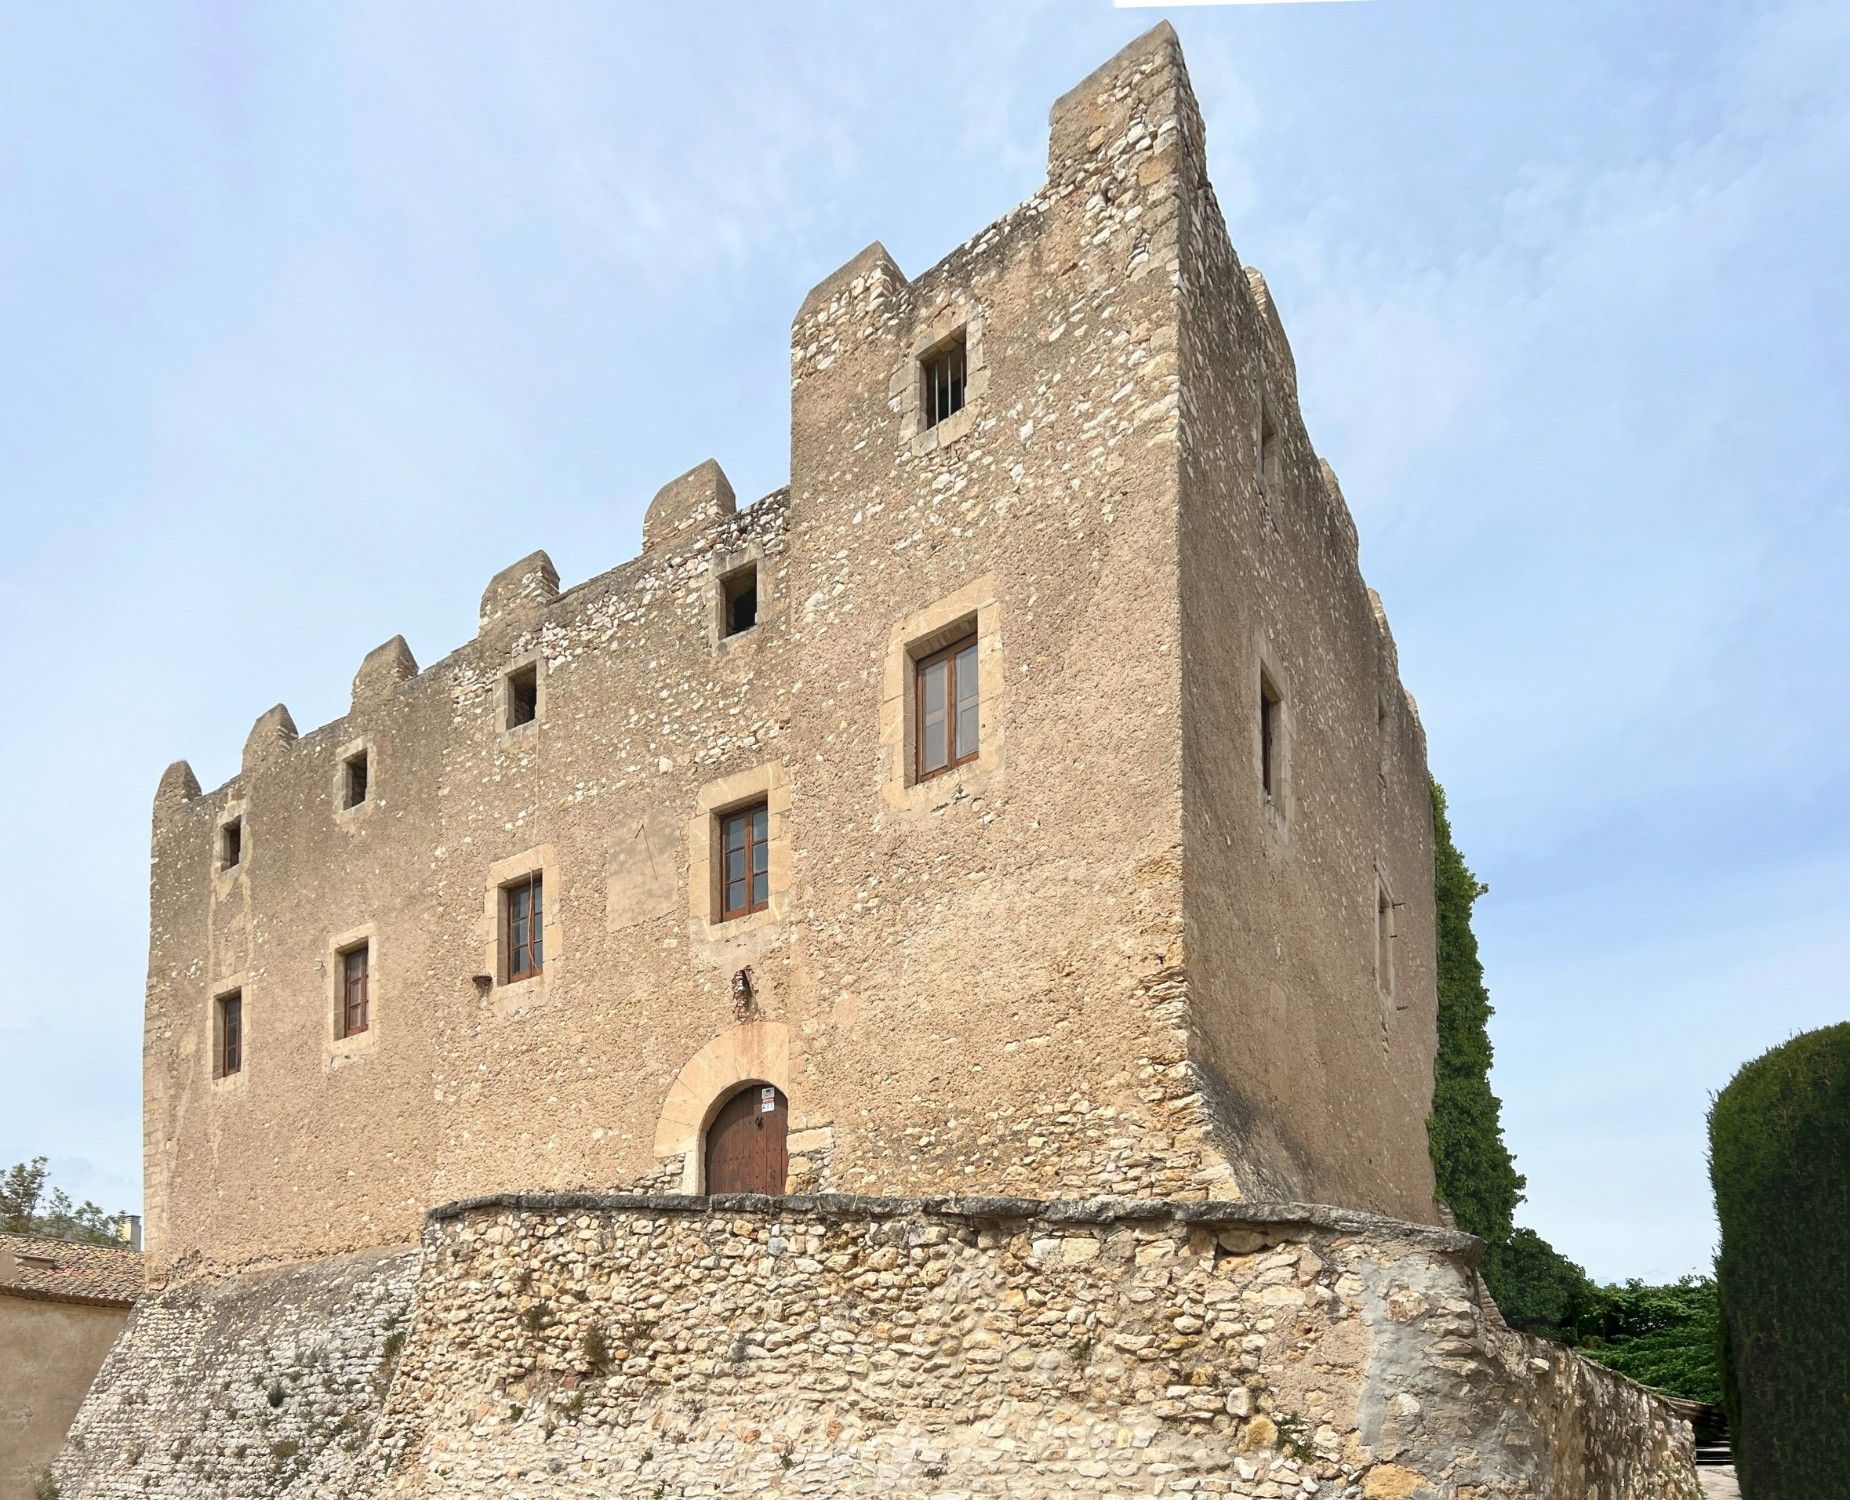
[337,942,370,1038]
[1259,669,1284,803]
[920,333,967,430]
[502,872,543,982]
[914,632,979,782]
[718,801,769,921]
[216,990,243,1077]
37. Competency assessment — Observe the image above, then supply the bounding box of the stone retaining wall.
[51,1197,1696,1498]
[51,1248,416,1499]
[363,1193,1696,1499]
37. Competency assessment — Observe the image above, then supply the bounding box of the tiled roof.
[0,1230,144,1306]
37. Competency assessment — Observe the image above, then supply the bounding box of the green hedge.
[1709,1022,1850,1497]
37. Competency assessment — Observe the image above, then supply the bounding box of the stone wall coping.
[423,1190,1482,1260]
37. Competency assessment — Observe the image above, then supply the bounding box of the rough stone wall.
[50,1248,416,1499]
[0,1294,129,1500]
[1168,23,1442,1220]
[339,1194,1694,1499]
[144,22,1437,1281]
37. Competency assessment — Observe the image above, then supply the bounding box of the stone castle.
[47,24,1698,1499]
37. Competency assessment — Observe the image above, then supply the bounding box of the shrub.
[1709,1022,1850,1498]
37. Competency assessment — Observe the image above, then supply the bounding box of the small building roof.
[0,1231,143,1307]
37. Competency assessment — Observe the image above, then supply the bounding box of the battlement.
[143,23,1440,1282]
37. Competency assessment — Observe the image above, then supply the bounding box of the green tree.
[1427,783,1525,1245]
[1482,1227,1592,1341]
[0,1156,124,1246]
[1575,1276,1724,1405]
[1709,1022,1850,1497]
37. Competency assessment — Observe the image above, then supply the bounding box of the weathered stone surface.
[54,1198,1694,1498]
[143,19,1440,1292]
[52,1249,416,1499]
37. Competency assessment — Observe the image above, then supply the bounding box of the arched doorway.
[704,1082,788,1195]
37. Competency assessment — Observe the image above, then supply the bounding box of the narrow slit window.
[1260,671,1282,801]
[338,943,370,1038]
[719,801,770,921]
[217,990,243,1077]
[1376,883,1397,1001]
[342,749,369,809]
[502,873,543,982]
[721,564,758,638]
[219,817,243,872]
[505,664,539,729]
[921,335,967,430]
[915,633,980,782]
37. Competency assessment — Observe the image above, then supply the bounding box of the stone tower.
[143,21,1436,1285]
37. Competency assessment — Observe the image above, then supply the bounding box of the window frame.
[503,662,540,731]
[913,631,981,784]
[920,333,968,431]
[219,816,243,872]
[1375,875,1398,1005]
[340,748,369,810]
[216,989,243,1078]
[337,942,370,1039]
[720,562,759,639]
[1259,669,1283,803]
[717,799,770,922]
[501,872,544,983]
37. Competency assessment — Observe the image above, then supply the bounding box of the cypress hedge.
[1709,1022,1850,1497]
[1427,783,1525,1246]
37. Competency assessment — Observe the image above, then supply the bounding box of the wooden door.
[704,1083,788,1195]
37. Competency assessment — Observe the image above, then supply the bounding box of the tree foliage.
[1425,783,1721,1406]
[0,1156,123,1246]
[1427,783,1525,1247]
[1575,1277,1724,1406]
[1709,1022,1850,1498]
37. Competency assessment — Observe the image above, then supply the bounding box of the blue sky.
[1,1,1843,1283]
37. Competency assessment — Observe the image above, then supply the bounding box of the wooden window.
[719,802,769,921]
[915,633,979,782]
[217,991,243,1077]
[342,749,369,809]
[502,873,543,982]
[921,335,967,429]
[219,817,243,871]
[721,564,758,638]
[505,664,539,729]
[1260,670,1283,801]
[338,944,370,1038]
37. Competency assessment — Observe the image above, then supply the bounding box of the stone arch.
[654,1021,801,1193]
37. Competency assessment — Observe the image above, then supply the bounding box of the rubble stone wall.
[51,1248,416,1500]
[359,1194,1696,1499]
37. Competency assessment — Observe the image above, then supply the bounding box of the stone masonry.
[55,1194,1697,1499]
[64,22,1703,1500]
[144,22,1434,1284]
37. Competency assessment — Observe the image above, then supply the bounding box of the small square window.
[921,335,967,430]
[721,563,758,638]
[219,817,243,872]
[505,664,539,729]
[502,873,543,982]
[1259,670,1283,802]
[718,801,769,921]
[915,633,980,782]
[341,749,369,809]
[337,943,370,1038]
[216,990,243,1077]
